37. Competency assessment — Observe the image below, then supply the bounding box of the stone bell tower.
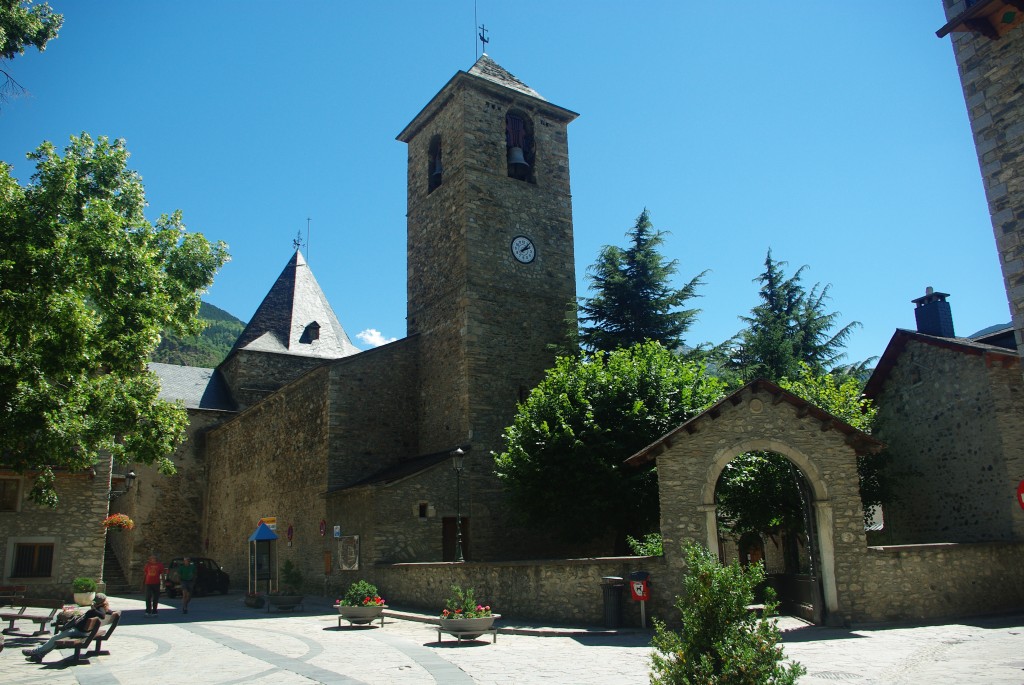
[397,55,578,556]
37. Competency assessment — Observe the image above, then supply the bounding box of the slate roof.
[466,54,545,100]
[231,250,360,359]
[149,362,236,411]
[863,328,1020,399]
[325,446,469,495]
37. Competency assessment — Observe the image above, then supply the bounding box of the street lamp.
[451,448,465,562]
[108,469,137,501]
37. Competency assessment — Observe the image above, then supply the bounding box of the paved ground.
[1,593,1022,684]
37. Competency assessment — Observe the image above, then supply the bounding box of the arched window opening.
[505,111,535,183]
[428,135,443,193]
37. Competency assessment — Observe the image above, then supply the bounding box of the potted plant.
[334,579,386,625]
[72,577,97,606]
[267,560,305,611]
[437,584,499,640]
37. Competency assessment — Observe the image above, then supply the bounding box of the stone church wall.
[0,460,111,600]
[942,0,1024,359]
[873,340,1024,543]
[219,348,329,410]
[205,366,332,593]
[111,409,230,585]
[326,339,420,490]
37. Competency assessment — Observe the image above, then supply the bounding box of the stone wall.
[205,366,332,592]
[326,339,420,491]
[873,339,1024,543]
[365,556,668,627]
[219,349,329,410]
[942,0,1024,356]
[0,461,111,600]
[854,541,1024,622]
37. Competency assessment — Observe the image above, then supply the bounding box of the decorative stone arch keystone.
[626,379,883,625]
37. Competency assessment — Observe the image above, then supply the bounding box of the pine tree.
[730,250,859,382]
[579,209,706,353]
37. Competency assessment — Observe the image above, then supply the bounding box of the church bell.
[507,146,529,168]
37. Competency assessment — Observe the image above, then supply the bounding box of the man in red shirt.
[142,554,166,616]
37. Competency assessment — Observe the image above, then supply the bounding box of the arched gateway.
[626,379,883,626]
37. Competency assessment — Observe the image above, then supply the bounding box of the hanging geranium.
[102,513,135,530]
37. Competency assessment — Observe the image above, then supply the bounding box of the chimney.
[912,287,955,337]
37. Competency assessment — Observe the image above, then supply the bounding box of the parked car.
[162,557,230,597]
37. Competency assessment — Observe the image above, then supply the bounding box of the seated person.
[22,593,109,662]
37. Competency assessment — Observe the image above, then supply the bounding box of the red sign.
[319,519,327,537]
[287,524,294,542]
[1017,480,1024,511]
[629,580,650,601]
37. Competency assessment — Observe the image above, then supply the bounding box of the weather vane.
[292,230,304,252]
[478,24,489,55]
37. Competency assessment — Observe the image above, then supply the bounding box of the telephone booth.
[248,522,279,594]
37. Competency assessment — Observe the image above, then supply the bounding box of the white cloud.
[356,328,398,348]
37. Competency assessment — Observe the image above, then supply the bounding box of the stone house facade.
[865,291,1024,544]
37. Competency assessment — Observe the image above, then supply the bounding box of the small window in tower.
[428,135,443,193]
[300,321,321,344]
[506,111,535,183]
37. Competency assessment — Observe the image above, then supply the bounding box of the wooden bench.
[0,585,26,607]
[0,598,64,635]
[91,611,120,655]
[52,617,101,662]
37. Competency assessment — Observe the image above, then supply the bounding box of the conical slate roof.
[467,53,545,100]
[231,250,360,359]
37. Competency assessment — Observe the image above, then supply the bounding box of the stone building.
[864,288,1024,544]
[937,0,1024,358]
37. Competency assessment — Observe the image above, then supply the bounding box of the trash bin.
[600,576,624,628]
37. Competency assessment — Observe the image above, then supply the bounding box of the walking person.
[178,556,196,614]
[143,553,166,616]
[23,594,109,661]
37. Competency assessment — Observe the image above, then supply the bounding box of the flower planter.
[437,614,499,640]
[336,604,386,625]
[266,595,304,611]
[73,592,95,607]
[244,595,265,608]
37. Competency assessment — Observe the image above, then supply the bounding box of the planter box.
[437,614,500,642]
[336,604,386,627]
[266,595,304,612]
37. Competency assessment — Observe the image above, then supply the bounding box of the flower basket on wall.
[102,513,135,530]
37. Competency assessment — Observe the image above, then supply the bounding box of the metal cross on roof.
[478,24,489,54]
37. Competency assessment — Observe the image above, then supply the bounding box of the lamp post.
[451,448,465,562]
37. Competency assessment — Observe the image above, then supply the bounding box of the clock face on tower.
[510,235,536,264]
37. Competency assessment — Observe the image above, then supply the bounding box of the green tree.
[0,0,63,105]
[0,134,229,506]
[727,250,859,382]
[494,341,724,543]
[651,541,805,685]
[579,209,706,353]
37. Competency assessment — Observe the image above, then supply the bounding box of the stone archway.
[700,438,837,622]
[626,380,882,626]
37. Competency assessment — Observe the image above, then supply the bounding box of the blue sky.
[0,1,1007,365]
